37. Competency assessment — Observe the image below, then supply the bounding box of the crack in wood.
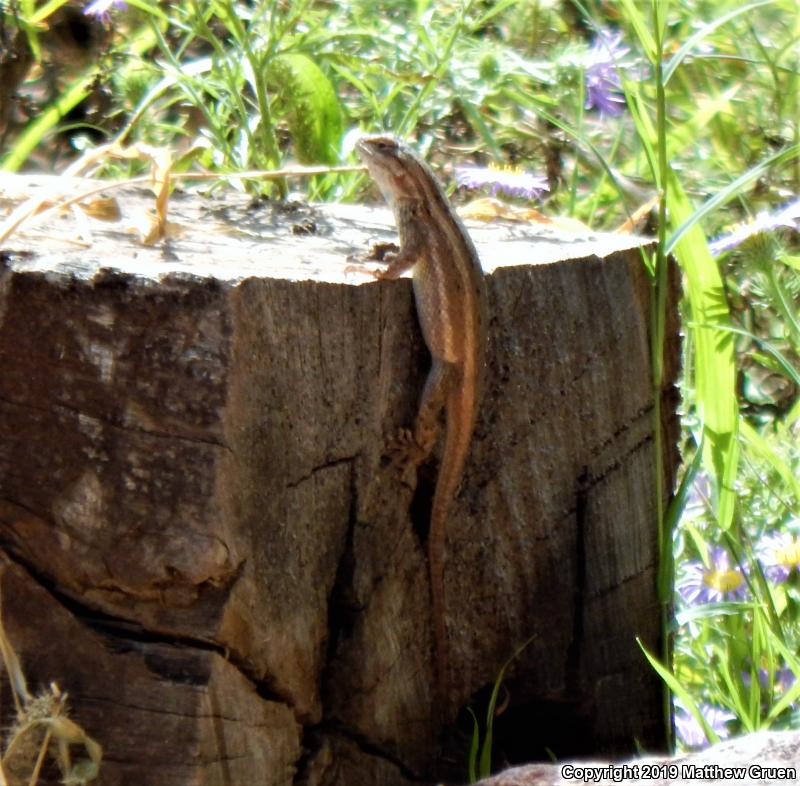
[285,455,358,490]
[0,548,295,710]
[0,393,231,450]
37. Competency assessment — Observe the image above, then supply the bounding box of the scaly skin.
[356,134,488,709]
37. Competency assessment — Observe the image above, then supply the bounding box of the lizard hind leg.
[384,359,453,484]
[412,358,453,458]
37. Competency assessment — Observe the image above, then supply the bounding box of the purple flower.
[742,666,797,696]
[677,546,748,604]
[756,530,800,583]
[774,667,797,697]
[455,165,548,200]
[584,30,630,116]
[83,0,126,22]
[684,470,712,518]
[674,703,735,749]
[709,197,800,256]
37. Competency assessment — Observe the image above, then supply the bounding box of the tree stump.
[0,175,680,785]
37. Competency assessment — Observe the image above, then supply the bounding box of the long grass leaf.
[764,631,800,723]
[617,0,657,61]
[0,66,98,172]
[667,170,739,529]
[466,708,480,784]
[739,421,800,501]
[666,143,800,255]
[638,638,720,745]
[663,1,776,85]
[661,446,704,599]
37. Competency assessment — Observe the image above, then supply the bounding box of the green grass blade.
[0,65,99,172]
[617,0,657,61]
[478,634,537,778]
[666,143,800,255]
[740,421,800,501]
[27,0,71,24]
[667,170,739,529]
[638,638,720,745]
[764,631,800,723]
[663,0,776,85]
[708,324,800,387]
[661,445,704,599]
[466,707,480,784]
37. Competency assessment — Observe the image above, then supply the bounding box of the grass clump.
[0,590,102,785]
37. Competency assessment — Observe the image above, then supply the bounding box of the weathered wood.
[0,553,301,785]
[0,175,680,785]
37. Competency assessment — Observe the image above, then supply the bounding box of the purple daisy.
[756,530,800,584]
[684,470,712,519]
[455,165,548,200]
[709,197,800,256]
[742,666,797,696]
[677,546,748,604]
[584,30,630,116]
[674,702,735,749]
[84,0,127,22]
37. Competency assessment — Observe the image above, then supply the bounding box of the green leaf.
[666,143,800,256]
[662,1,777,85]
[476,634,537,779]
[0,65,99,172]
[661,446,704,598]
[666,86,740,161]
[666,171,739,529]
[706,324,800,388]
[617,0,657,61]
[466,707,480,784]
[638,638,721,746]
[764,632,800,723]
[740,421,800,501]
[266,53,343,165]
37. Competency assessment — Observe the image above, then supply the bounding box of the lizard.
[355,134,489,707]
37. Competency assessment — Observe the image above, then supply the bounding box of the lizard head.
[355,134,422,206]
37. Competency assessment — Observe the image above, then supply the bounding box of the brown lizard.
[355,134,488,706]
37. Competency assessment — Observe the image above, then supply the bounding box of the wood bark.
[0,176,680,785]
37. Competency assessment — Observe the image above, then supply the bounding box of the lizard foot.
[384,427,427,486]
[343,260,384,278]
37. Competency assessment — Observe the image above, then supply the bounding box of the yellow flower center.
[775,536,800,566]
[705,568,743,593]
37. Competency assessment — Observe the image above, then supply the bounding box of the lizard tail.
[429,380,477,710]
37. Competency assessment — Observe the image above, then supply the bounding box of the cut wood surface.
[0,175,680,785]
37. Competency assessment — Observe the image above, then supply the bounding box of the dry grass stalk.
[0,588,102,785]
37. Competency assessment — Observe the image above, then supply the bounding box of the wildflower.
[756,530,800,583]
[683,470,712,519]
[774,667,797,697]
[83,0,126,22]
[742,665,797,697]
[674,702,735,749]
[455,165,548,200]
[709,197,800,256]
[584,30,629,116]
[677,546,747,604]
